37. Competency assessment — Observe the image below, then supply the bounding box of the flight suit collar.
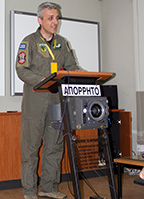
[36,27,56,45]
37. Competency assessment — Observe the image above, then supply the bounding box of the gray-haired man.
[16,2,80,199]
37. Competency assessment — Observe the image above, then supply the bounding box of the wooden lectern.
[33,71,118,199]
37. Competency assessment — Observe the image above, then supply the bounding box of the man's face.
[38,8,59,36]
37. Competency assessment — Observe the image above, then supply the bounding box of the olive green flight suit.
[16,28,80,196]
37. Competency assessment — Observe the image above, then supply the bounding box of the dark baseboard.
[0,179,22,190]
[0,167,107,190]
[61,167,107,182]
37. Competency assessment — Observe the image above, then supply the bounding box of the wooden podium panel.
[12,114,21,179]
[74,129,99,171]
[33,71,115,92]
[0,113,21,181]
[0,114,13,181]
[61,129,98,174]
[119,111,132,157]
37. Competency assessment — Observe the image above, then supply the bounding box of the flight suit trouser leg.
[39,117,63,193]
[21,116,44,196]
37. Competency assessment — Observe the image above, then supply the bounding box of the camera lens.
[90,104,102,118]
[89,101,105,121]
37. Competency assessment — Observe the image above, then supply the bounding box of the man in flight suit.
[16,2,81,199]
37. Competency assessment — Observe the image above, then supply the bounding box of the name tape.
[61,84,101,96]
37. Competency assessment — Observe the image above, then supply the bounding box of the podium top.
[33,71,115,93]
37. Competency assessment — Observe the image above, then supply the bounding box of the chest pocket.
[37,43,50,58]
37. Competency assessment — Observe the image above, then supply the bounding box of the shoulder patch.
[17,41,29,67]
[19,43,27,50]
[18,52,26,64]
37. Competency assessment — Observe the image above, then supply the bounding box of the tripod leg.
[100,128,118,199]
[117,163,122,199]
[64,131,82,199]
[58,86,81,199]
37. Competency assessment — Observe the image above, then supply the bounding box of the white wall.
[0,0,5,96]
[100,0,137,153]
[133,0,144,149]
[133,0,144,92]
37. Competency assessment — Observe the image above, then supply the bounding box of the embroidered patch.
[19,43,27,50]
[39,44,47,52]
[18,52,26,64]
[53,43,62,50]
